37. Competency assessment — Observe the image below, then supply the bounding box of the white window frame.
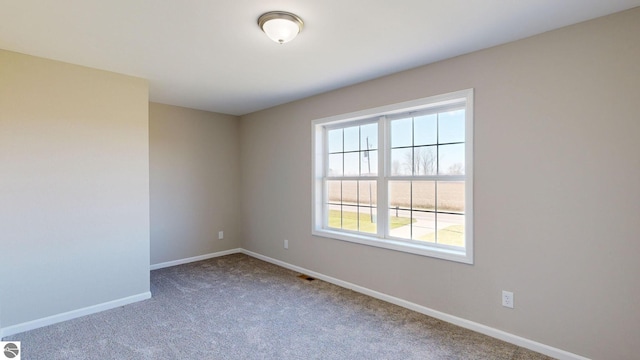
[312,89,474,264]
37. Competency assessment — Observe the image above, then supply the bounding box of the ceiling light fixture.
[258,11,304,44]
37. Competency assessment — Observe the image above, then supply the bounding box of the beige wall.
[2,7,638,358]
[240,8,640,360]
[149,102,241,265]
[0,50,150,328]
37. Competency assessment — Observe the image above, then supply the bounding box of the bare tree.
[402,149,413,175]
[447,163,464,175]
[404,147,436,175]
[392,160,401,176]
[416,147,436,175]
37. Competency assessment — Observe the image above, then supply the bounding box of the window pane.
[435,214,464,247]
[358,180,377,234]
[389,181,411,210]
[361,150,377,176]
[328,153,343,176]
[328,128,343,153]
[412,181,435,211]
[438,109,465,144]
[413,146,437,175]
[327,180,342,204]
[342,205,358,231]
[391,117,412,148]
[344,152,359,176]
[360,123,378,150]
[438,143,465,175]
[327,203,341,229]
[342,181,357,205]
[388,181,414,239]
[437,181,465,213]
[357,181,377,207]
[327,180,342,229]
[411,211,436,242]
[359,206,377,234]
[414,114,437,146]
[344,126,360,152]
[389,209,412,240]
[391,148,412,176]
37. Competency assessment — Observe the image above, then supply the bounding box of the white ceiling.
[1,1,639,116]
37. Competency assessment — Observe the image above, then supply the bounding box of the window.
[312,89,473,263]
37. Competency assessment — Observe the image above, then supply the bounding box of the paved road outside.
[328,204,463,245]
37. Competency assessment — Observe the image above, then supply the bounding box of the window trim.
[312,89,474,264]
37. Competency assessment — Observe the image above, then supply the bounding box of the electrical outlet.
[284,239,289,249]
[218,231,224,240]
[502,290,514,308]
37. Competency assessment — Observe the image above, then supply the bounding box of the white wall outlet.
[502,290,514,308]
[284,239,289,249]
[218,231,224,240]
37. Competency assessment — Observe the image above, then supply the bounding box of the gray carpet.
[4,254,554,359]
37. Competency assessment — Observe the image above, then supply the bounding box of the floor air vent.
[298,274,315,281]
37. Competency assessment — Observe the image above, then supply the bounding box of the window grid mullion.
[386,175,465,181]
[378,116,388,238]
[357,127,361,232]
[326,176,377,181]
[435,113,440,244]
[436,112,440,176]
[412,115,415,176]
[342,129,345,176]
[410,180,413,240]
[358,126,361,177]
[410,115,414,240]
[323,127,330,229]
[435,180,438,245]
[356,180,360,232]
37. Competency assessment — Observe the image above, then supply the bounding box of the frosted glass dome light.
[258,11,304,44]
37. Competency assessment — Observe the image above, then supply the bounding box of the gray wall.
[0,50,150,328]
[149,102,241,265]
[239,8,640,360]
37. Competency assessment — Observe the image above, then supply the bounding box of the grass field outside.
[327,209,464,248]
[328,210,414,233]
[420,225,464,247]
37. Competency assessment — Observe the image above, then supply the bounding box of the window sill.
[312,228,473,264]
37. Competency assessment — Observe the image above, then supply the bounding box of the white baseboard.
[150,248,243,270]
[241,249,589,360]
[1,248,590,360]
[0,249,241,338]
[1,292,151,339]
